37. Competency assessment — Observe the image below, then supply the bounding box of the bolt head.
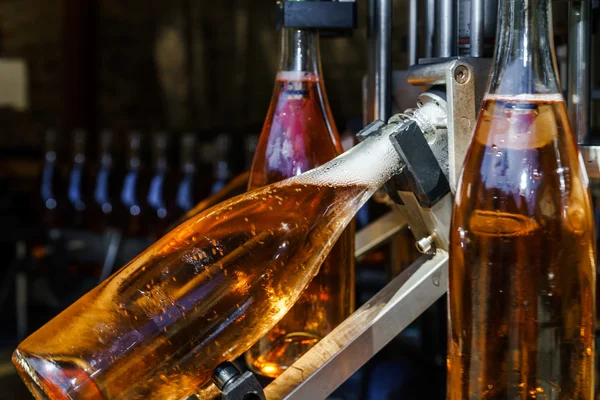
[454,65,470,84]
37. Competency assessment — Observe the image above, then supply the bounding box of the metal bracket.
[580,145,600,180]
[407,57,492,192]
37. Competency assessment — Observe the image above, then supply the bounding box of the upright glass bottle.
[209,133,233,195]
[146,132,174,238]
[12,122,403,400]
[89,130,117,232]
[174,133,210,215]
[448,0,596,398]
[119,131,148,237]
[244,23,355,377]
[39,129,64,229]
[65,128,89,229]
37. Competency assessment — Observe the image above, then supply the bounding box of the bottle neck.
[180,136,197,173]
[487,0,560,96]
[279,28,321,74]
[293,123,403,191]
[99,133,113,167]
[127,133,142,170]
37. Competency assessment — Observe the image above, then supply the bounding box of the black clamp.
[276,0,357,35]
[357,118,450,208]
[386,120,449,207]
[212,362,266,400]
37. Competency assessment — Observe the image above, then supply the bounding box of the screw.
[454,65,469,84]
[416,234,436,254]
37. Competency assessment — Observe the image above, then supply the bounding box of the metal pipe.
[425,0,436,58]
[408,0,418,65]
[365,0,376,124]
[567,0,591,144]
[374,0,392,121]
[265,250,449,399]
[470,0,484,57]
[437,0,455,57]
[407,60,456,86]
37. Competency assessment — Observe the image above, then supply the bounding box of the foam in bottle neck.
[291,127,402,189]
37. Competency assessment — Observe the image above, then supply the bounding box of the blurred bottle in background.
[210,133,233,195]
[38,129,64,229]
[65,128,89,229]
[88,130,118,233]
[244,23,354,377]
[146,132,174,237]
[118,131,148,238]
[244,134,260,171]
[173,133,210,216]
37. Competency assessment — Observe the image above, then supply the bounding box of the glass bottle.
[65,128,89,229]
[89,130,117,232]
[174,133,209,216]
[12,121,403,400]
[39,129,64,229]
[119,131,148,237]
[209,133,233,195]
[146,132,174,238]
[244,24,355,378]
[448,0,596,398]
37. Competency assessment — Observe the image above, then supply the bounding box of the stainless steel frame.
[567,0,592,144]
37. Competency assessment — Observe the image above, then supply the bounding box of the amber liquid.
[14,180,371,400]
[246,71,354,377]
[448,96,596,399]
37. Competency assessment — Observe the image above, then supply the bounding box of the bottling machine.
[211,0,599,399]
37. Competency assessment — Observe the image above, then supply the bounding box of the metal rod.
[374,0,392,121]
[436,0,454,57]
[567,0,591,144]
[470,0,485,57]
[408,0,418,65]
[425,0,436,58]
[407,60,455,86]
[355,212,407,258]
[264,250,449,399]
[366,0,377,124]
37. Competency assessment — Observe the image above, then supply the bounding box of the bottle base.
[12,349,102,400]
[246,332,321,378]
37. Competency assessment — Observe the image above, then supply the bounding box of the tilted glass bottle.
[244,25,355,377]
[12,121,402,400]
[448,0,596,398]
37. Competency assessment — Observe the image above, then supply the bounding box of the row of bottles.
[39,129,251,239]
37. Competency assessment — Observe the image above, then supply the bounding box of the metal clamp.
[408,57,492,192]
[277,1,357,32]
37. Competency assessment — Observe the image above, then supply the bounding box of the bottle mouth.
[12,349,102,400]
